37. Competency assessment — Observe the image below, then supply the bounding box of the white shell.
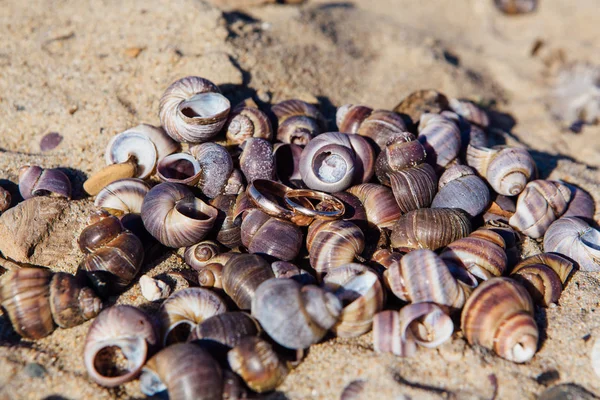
[544,217,600,272]
[95,178,150,214]
[139,275,171,302]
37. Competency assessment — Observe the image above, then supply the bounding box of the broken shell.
[251,278,342,349]
[306,219,365,275]
[158,287,227,345]
[228,336,288,393]
[94,178,150,215]
[84,305,157,387]
[224,105,273,145]
[139,275,171,302]
[461,277,538,363]
[159,76,231,143]
[222,254,275,310]
[241,209,303,262]
[431,165,490,218]
[188,311,260,346]
[544,217,600,272]
[210,194,243,249]
[374,134,427,185]
[509,180,571,238]
[141,182,218,248]
[189,142,234,198]
[346,184,401,229]
[19,165,72,200]
[272,99,325,145]
[239,138,276,183]
[417,113,462,168]
[140,343,222,400]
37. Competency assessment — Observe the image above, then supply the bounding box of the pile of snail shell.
[0,76,598,400]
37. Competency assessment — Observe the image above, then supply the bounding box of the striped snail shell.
[140,343,222,400]
[0,268,102,340]
[158,287,227,345]
[78,211,144,293]
[222,254,275,310]
[95,178,150,215]
[299,132,375,193]
[183,240,222,271]
[340,380,367,400]
[251,278,342,349]
[272,99,325,145]
[159,76,231,143]
[239,138,276,183]
[431,165,490,218]
[466,145,536,196]
[374,134,427,185]
[241,209,303,262]
[224,105,273,146]
[141,182,218,248]
[390,208,472,252]
[448,99,490,128]
[544,217,600,272]
[509,180,571,238]
[272,261,316,285]
[156,152,203,186]
[208,194,243,249]
[441,111,488,154]
[417,113,462,168]
[189,142,234,198]
[383,249,467,310]
[336,104,409,151]
[562,183,595,219]
[346,183,401,229]
[85,305,157,387]
[19,165,72,200]
[461,277,538,363]
[483,195,516,224]
[323,264,385,337]
[393,89,450,124]
[188,311,260,346]
[510,253,574,306]
[331,191,369,233]
[306,219,365,276]
[371,248,403,271]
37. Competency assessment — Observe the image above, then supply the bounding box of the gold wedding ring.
[247,179,314,226]
[284,189,345,220]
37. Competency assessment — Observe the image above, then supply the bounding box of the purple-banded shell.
[189,142,234,198]
[159,76,231,143]
[373,310,417,357]
[306,219,365,275]
[346,184,401,229]
[141,182,218,248]
[241,209,303,262]
[272,99,325,145]
[84,305,158,387]
[188,311,261,346]
[183,241,222,271]
[158,287,227,345]
[224,106,273,145]
[222,254,275,310]
[387,163,438,215]
[18,165,71,200]
[157,153,202,185]
[417,113,462,168]
[95,178,150,215]
[431,165,490,218]
[239,138,276,183]
[105,124,179,179]
[448,99,489,128]
[544,217,600,272]
[562,183,595,219]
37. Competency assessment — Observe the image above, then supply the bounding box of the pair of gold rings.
[247,179,345,226]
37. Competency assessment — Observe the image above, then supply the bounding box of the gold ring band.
[246,179,314,226]
[284,189,345,220]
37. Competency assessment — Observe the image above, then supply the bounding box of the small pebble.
[139,275,171,301]
[40,132,63,152]
[68,105,78,115]
[536,370,560,386]
[24,363,47,378]
[124,47,145,58]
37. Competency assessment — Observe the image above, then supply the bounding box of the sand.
[0,0,599,399]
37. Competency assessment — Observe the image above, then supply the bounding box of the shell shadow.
[0,178,22,205]
[534,306,549,349]
[316,95,339,131]
[56,167,88,201]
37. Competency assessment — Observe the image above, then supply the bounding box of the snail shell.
[271,261,317,285]
[509,180,571,238]
[299,132,375,193]
[223,168,245,196]
[94,178,150,215]
[222,253,275,310]
[140,343,222,400]
[336,104,409,151]
[393,89,450,124]
[0,185,11,213]
[209,194,242,249]
[431,165,490,218]
[239,138,276,183]
[466,145,536,196]
[562,183,595,219]
[84,305,157,387]
[241,209,303,262]
[189,142,234,198]
[390,208,472,252]
[251,278,342,349]
[346,184,401,229]
[78,211,144,293]
[272,99,325,145]
[383,249,467,310]
[228,336,288,393]
[224,105,273,145]
[483,195,516,224]
[141,182,218,248]
[461,277,538,363]
[139,275,171,302]
[183,240,222,271]
[371,248,403,271]
[0,268,102,339]
[323,264,385,337]
[374,134,427,184]
[332,191,369,233]
[188,311,260,346]
[387,163,438,214]
[193,252,239,289]
[494,0,537,14]
[306,219,365,275]
[373,310,417,357]
[510,253,574,306]
[448,99,489,128]
[105,124,179,178]
[544,217,600,272]
[417,113,462,168]
[156,152,202,186]
[159,76,231,143]
[19,165,72,200]
[158,287,227,345]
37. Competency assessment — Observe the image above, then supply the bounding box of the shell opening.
[313,152,347,184]
[179,93,230,119]
[165,321,194,345]
[93,346,133,379]
[160,157,199,181]
[511,335,538,363]
[175,198,213,221]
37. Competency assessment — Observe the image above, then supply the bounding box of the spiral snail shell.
[140,343,223,400]
[84,305,157,387]
[346,184,401,229]
[222,253,275,310]
[562,183,595,219]
[417,113,462,168]
[78,211,144,293]
[188,311,261,346]
[461,277,538,363]
[224,105,273,145]
[466,145,536,196]
[306,219,365,275]
[189,142,234,198]
[141,182,218,248]
[94,178,150,215]
[509,180,571,238]
[19,165,72,200]
[299,132,375,193]
[0,267,102,340]
[159,76,231,143]
[272,99,325,145]
[251,278,342,349]
[431,165,490,218]
[183,240,222,271]
[544,217,600,272]
[193,252,239,290]
[448,99,489,128]
[239,138,276,183]
[241,209,303,262]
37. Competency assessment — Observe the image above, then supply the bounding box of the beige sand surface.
[0,0,599,399]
